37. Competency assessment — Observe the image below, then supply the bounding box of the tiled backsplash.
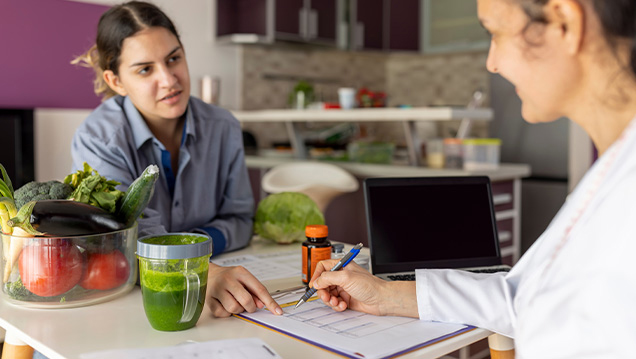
[240,44,490,148]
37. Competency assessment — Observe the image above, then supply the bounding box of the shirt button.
[175,201,180,206]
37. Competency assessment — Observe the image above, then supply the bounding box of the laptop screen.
[364,176,502,275]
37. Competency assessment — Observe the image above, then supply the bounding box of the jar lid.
[463,138,502,145]
[137,233,212,259]
[305,224,328,237]
[332,243,345,253]
[443,138,463,145]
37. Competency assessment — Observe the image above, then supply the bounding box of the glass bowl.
[0,223,138,308]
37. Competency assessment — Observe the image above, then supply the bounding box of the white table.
[0,238,492,359]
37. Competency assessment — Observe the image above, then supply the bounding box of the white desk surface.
[0,238,491,359]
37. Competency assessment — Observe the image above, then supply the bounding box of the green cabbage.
[254,192,325,244]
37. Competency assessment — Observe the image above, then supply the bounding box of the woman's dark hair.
[72,1,182,100]
[518,0,636,76]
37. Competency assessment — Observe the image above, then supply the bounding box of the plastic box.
[347,141,395,164]
[463,138,501,170]
[1,224,138,308]
[443,138,464,169]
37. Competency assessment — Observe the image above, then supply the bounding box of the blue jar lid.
[137,233,212,259]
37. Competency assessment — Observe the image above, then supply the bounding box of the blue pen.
[295,243,363,309]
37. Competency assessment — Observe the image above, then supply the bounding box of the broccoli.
[4,277,41,301]
[14,180,73,209]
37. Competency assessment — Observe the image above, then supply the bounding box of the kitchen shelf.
[231,106,493,166]
[231,107,493,122]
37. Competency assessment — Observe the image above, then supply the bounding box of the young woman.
[310,0,636,357]
[71,1,282,318]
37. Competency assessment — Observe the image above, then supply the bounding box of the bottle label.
[302,246,332,284]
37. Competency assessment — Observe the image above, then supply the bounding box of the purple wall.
[0,0,110,109]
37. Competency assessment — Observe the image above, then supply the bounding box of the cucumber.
[117,165,160,227]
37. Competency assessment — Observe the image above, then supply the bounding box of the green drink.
[137,233,212,331]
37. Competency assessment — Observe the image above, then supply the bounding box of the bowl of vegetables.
[1,222,138,308]
[0,163,159,308]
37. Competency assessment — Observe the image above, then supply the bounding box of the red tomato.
[19,239,84,297]
[80,249,130,290]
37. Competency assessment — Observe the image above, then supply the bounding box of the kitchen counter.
[245,156,531,182]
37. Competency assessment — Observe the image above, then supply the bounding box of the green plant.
[287,80,315,108]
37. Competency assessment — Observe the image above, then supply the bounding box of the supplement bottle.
[302,225,332,285]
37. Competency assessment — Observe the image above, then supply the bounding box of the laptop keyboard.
[387,274,416,281]
[386,266,511,281]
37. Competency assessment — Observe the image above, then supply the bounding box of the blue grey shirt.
[71,95,254,255]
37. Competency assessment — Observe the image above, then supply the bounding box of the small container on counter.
[302,225,331,285]
[463,138,501,170]
[331,243,369,271]
[425,138,445,169]
[443,138,464,169]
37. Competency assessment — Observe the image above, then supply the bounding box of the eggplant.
[8,200,127,236]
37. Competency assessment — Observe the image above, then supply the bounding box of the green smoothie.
[138,233,211,331]
[140,266,208,331]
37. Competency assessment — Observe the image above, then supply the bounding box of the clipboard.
[234,292,474,359]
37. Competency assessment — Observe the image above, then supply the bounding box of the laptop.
[364,176,510,281]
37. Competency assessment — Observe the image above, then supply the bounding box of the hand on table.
[310,259,419,318]
[206,263,283,318]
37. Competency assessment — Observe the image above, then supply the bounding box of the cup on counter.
[443,138,464,169]
[137,233,212,331]
[426,138,445,169]
[338,88,356,110]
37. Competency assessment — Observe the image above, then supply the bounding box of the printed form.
[79,338,281,359]
[237,293,471,359]
[211,250,301,282]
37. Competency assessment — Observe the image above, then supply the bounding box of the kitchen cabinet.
[216,0,339,45]
[217,0,271,43]
[421,0,490,53]
[350,0,420,51]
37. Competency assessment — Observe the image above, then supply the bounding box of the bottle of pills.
[302,224,332,285]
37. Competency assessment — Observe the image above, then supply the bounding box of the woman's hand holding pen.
[205,263,284,318]
[310,259,419,318]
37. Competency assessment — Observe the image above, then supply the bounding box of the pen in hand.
[295,243,363,309]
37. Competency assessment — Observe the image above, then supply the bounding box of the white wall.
[34,109,91,181]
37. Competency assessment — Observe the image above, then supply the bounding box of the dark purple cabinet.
[353,0,385,50]
[310,0,337,42]
[275,0,304,40]
[388,0,420,51]
[217,0,268,37]
[217,0,337,45]
[351,0,420,52]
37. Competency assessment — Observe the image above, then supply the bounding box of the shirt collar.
[123,96,196,149]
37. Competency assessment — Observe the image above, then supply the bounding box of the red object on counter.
[356,88,386,108]
[323,102,341,109]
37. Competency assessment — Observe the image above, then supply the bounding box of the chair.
[261,162,359,213]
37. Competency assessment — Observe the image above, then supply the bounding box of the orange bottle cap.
[305,224,328,237]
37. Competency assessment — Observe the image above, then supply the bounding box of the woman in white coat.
[310,0,636,357]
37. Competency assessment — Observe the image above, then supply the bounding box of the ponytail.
[71,44,118,101]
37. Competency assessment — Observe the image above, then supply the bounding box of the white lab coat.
[416,116,636,358]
